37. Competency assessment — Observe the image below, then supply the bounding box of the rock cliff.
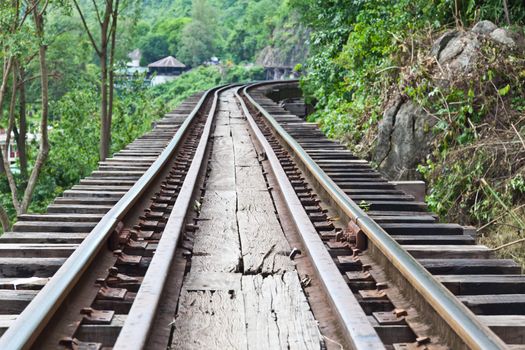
[374,20,520,180]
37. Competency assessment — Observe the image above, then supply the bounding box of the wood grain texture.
[191,190,241,273]
[480,315,525,344]
[172,290,248,350]
[235,166,267,191]
[214,124,231,137]
[227,93,292,274]
[237,206,293,274]
[237,185,275,206]
[243,272,321,350]
[206,136,235,191]
[183,272,242,291]
[232,127,259,167]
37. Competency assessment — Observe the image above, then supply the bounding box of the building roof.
[148,56,186,68]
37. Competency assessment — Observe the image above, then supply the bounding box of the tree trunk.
[99,1,112,161]
[0,205,9,233]
[1,65,22,213]
[73,0,117,162]
[0,58,13,121]
[0,58,7,176]
[502,0,511,25]
[108,0,119,144]
[20,7,50,213]
[100,50,109,161]
[17,67,28,179]
[0,148,5,174]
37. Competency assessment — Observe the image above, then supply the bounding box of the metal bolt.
[289,247,302,260]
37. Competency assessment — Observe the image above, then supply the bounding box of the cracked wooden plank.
[232,126,259,167]
[207,133,235,191]
[237,208,293,274]
[243,272,322,350]
[172,290,248,350]
[227,97,293,274]
[192,190,241,273]
[237,189,276,213]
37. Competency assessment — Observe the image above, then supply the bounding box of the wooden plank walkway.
[171,90,321,349]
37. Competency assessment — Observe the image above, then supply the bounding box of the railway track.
[0,82,521,349]
[240,81,524,349]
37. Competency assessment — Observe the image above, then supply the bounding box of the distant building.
[148,56,186,76]
[147,56,187,86]
[0,130,17,165]
[118,49,147,81]
[127,49,142,68]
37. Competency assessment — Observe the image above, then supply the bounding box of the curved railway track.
[0,82,521,349]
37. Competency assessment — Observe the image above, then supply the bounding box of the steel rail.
[235,87,385,349]
[0,87,217,350]
[113,85,234,350]
[243,82,507,350]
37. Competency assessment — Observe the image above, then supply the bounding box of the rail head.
[0,87,219,350]
[243,81,507,350]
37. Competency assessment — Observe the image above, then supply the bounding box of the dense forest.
[0,0,524,263]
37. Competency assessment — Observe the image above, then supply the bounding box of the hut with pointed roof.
[147,56,186,76]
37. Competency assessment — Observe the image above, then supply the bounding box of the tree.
[140,34,170,64]
[72,0,121,161]
[15,65,28,178]
[178,0,217,66]
[0,0,53,230]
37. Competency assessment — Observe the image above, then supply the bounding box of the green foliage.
[46,85,99,188]
[221,63,264,82]
[295,0,449,155]
[0,61,262,225]
[138,17,191,64]
[478,0,525,24]
[0,3,38,58]
[152,66,222,108]
[124,0,303,66]
[179,19,218,66]
[293,0,525,152]
[19,74,165,215]
[225,0,282,62]
[140,34,171,64]
[0,0,286,231]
